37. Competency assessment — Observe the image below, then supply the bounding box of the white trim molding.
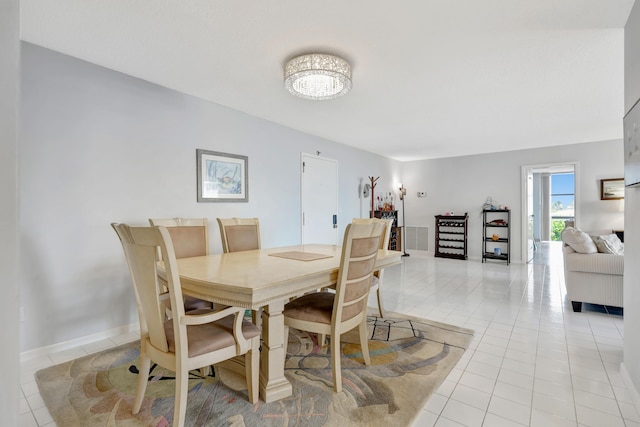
[20,322,139,363]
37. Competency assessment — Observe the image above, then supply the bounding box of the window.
[550,173,575,240]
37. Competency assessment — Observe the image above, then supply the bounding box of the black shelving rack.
[434,213,468,260]
[482,209,511,264]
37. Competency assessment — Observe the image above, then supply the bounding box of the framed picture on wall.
[196,149,248,202]
[600,178,624,200]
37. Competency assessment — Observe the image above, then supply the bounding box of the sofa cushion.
[561,227,597,254]
[563,246,624,275]
[591,234,624,255]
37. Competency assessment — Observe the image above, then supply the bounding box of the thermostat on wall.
[417,192,426,198]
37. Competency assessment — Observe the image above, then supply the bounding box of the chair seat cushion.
[164,311,260,358]
[184,296,213,311]
[284,292,334,324]
[164,295,212,312]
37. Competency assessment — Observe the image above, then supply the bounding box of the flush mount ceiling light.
[284,53,352,100]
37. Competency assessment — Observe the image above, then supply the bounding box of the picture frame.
[600,178,624,200]
[196,149,248,202]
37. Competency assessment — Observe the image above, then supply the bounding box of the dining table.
[171,243,402,403]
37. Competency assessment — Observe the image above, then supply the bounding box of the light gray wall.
[624,0,640,407]
[0,0,20,426]
[19,43,401,352]
[625,1,640,115]
[1,0,20,423]
[401,140,624,261]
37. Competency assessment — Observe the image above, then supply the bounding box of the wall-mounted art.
[600,178,624,200]
[197,149,248,202]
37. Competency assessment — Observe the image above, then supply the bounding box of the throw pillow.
[592,234,624,255]
[561,227,597,253]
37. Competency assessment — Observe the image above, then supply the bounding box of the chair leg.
[245,338,259,403]
[319,333,327,347]
[359,318,371,365]
[376,287,385,318]
[331,333,342,392]
[132,348,151,414]
[173,368,189,427]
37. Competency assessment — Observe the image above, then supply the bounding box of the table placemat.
[268,251,333,261]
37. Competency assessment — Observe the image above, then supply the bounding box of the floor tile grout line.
[20,244,629,427]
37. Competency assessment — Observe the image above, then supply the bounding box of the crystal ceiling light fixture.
[284,53,352,100]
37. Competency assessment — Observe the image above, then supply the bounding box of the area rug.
[36,312,473,426]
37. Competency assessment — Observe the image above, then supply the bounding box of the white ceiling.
[20,0,635,161]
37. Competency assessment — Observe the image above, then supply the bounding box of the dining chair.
[283,221,386,392]
[217,217,262,324]
[111,223,260,426]
[352,217,393,317]
[315,217,391,347]
[148,217,212,312]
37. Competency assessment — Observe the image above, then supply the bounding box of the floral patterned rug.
[36,313,473,426]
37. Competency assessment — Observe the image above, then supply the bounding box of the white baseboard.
[621,362,640,416]
[20,322,139,362]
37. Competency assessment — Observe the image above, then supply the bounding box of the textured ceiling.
[20,0,635,160]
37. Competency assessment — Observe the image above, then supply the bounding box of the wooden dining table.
[172,244,402,403]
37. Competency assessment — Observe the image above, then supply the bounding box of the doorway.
[301,153,339,245]
[521,162,579,263]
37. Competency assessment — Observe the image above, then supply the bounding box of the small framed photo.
[600,178,624,200]
[197,149,248,202]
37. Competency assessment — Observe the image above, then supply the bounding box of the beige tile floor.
[19,242,637,426]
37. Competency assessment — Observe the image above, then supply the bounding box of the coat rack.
[368,176,379,218]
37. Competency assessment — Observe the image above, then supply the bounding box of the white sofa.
[561,227,624,312]
[562,245,624,311]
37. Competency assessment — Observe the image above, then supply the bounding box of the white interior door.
[301,154,338,245]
